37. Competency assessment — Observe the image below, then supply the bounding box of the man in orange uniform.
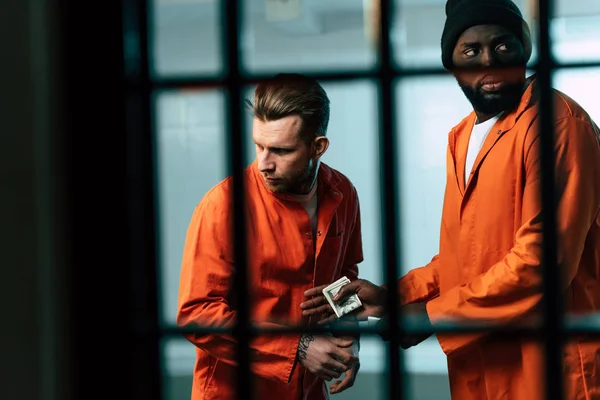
[300,0,600,399]
[176,73,363,400]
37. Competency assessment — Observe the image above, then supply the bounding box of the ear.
[312,136,329,159]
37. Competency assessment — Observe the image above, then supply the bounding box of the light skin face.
[452,24,528,123]
[253,115,329,195]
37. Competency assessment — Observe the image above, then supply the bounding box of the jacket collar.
[494,74,538,134]
[450,74,538,194]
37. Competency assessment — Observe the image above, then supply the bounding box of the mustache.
[459,81,523,115]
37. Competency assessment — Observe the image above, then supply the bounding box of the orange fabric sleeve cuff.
[426,298,484,356]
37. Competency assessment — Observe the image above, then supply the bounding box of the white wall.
[152,0,600,386]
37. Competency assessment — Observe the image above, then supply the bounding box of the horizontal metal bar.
[159,324,600,338]
[160,313,600,336]
[128,60,600,90]
[141,70,386,90]
[534,59,600,70]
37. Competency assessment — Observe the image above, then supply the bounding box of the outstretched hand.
[300,279,387,325]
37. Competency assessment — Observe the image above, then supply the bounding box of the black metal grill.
[120,0,600,399]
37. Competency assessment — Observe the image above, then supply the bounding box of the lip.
[264,177,280,183]
[481,82,505,92]
[479,76,506,91]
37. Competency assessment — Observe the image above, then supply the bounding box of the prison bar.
[376,0,404,399]
[222,0,253,399]
[123,0,163,398]
[536,0,564,399]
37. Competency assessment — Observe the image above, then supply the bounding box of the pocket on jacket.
[203,359,234,399]
[569,340,600,400]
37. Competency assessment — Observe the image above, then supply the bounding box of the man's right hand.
[300,279,387,325]
[296,334,358,381]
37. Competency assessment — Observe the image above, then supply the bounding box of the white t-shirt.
[292,183,318,238]
[465,113,502,184]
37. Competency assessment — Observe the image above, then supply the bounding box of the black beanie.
[440,0,533,70]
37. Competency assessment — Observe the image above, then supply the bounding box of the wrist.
[297,334,314,361]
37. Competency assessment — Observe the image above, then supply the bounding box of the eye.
[272,148,291,155]
[255,143,264,151]
[464,48,478,57]
[496,43,511,52]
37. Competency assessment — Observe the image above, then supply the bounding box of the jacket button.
[305,232,310,237]
[317,231,322,236]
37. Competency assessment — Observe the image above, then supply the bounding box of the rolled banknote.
[322,276,363,318]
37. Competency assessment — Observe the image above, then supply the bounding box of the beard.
[459,80,525,116]
[456,63,527,117]
[264,160,318,194]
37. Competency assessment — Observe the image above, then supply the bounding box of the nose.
[480,49,499,67]
[257,150,275,173]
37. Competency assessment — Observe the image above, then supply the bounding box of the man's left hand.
[329,336,360,394]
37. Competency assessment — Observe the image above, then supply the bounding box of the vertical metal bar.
[222,1,252,399]
[377,0,403,399]
[536,0,563,399]
[122,0,163,398]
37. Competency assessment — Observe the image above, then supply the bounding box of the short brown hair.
[246,73,330,140]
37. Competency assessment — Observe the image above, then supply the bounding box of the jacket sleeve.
[396,255,441,305]
[176,190,300,384]
[426,116,600,356]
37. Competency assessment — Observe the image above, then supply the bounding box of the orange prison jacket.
[177,161,363,400]
[398,76,600,400]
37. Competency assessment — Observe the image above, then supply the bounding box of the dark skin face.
[452,24,528,123]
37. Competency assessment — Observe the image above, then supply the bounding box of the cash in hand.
[322,276,363,318]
